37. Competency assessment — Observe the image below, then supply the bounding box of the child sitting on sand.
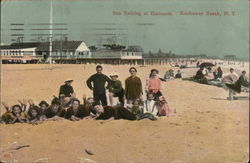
[127,100,143,116]
[157,96,176,116]
[137,92,158,121]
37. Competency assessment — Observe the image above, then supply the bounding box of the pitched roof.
[36,41,82,51]
[0,41,82,51]
[0,42,40,49]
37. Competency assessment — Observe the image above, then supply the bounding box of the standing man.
[87,65,111,106]
[125,67,143,104]
[59,79,75,99]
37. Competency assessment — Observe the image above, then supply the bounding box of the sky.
[1,0,249,59]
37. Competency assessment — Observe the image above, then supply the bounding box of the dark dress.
[86,73,111,105]
[65,105,89,119]
[59,84,74,97]
[194,69,204,79]
[96,106,136,120]
[175,73,182,78]
[226,75,248,93]
[44,106,66,118]
[125,76,142,100]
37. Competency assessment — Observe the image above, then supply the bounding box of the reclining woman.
[225,70,249,100]
[65,98,89,121]
[88,102,136,121]
[1,102,28,124]
[27,105,43,125]
[44,97,66,121]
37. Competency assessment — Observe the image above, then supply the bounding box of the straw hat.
[110,72,119,78]
[65,78,73,83]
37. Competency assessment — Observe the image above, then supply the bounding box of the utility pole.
[49,0,53,64]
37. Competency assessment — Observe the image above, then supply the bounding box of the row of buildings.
[0,41,143,64]
[1,40,235,64]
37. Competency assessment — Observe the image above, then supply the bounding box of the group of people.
[1,65,176,125]
[192,66,249,100]
[164,69,182,80]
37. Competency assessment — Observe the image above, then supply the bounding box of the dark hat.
[39,100,49,107]
[65,78,74,83]
[51,97,61,105]
[92,101,100,106]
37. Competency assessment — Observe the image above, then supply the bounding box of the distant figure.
[108,73,125,106]
[87,65,111,106]
[175,70,182,78]
[194,67,205,79]
[196,61,200,67]
[194,67,208,84]
[145,69,163,100]
[125,67,143,104]
[164,69,174,80]
[225,71,249,100]
[222,68,239,84]
[59,79,75,99]
[213,67,223,80]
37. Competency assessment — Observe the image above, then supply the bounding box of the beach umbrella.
[199,62,215,67]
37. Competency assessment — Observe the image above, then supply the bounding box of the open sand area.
[0,64,249,163]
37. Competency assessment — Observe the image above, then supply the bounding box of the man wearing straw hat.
[59,79,75,99]
[108,72,125,106]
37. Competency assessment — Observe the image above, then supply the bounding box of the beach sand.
[0,64,249,163]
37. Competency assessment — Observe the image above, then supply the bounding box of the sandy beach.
[0,64,249,163]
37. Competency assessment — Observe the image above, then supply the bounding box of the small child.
[129,100,143,116]
[157,96,176,116]
[143,92,158,116]
[137,93,158,121]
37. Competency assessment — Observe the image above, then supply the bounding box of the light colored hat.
[110,72,119,77]
[65,78,73,83]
